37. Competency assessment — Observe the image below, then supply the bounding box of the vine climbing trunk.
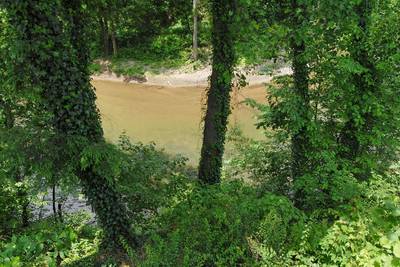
[339,0,375,180]
[62,0,139,248]
[198,0,236,184]
[289,0,311,205]
[4,0,139,250]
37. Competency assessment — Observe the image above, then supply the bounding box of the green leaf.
[394,243,400,258]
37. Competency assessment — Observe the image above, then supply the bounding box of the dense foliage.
[0,0,399,266]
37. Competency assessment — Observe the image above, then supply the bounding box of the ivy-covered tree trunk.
[62,0,139,248]
[289,1,311,192]
[339,1,375,180]
[4,0,139,249]
[198,0,236,184]
[290,40,310,182]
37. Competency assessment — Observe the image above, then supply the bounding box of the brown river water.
[93,80,267,165]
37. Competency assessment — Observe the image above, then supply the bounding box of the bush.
[0,182,22,236]
[270,175,400,266]
[224,129,292,196]
[140,181,303,266]
[0,212,100,267]
[116,135,193,231]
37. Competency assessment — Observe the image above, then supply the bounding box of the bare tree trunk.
[99,16,110,57]
[192,0,199,60]
[110,19,118,56]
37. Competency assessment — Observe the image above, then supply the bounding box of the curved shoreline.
[91,66,292,88]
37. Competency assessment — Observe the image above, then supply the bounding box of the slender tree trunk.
[99,16,110,57]
[110,19,118,56]
[192,0,199,60]
[58,201,63,222]
[198,0,236,184]
[17,171,29,227]
[52,184,57,218]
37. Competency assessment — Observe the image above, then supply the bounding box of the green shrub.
[0,182,22,236]
[268,175,400,266]
[140,181,303,266]
[0,213,100,267]
[224,129,291,196]
[116,135,192,231]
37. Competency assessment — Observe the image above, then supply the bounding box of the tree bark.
[192,0,199,60]
[110,19,118,56]
[198,0,236,184]
[99,16,110,57]
[52,184,57,218]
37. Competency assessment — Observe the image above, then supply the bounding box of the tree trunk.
[192,0,199,60]
[5,0,140,250]
[64,0,140,249]
[110,19,118,56]
[17,171,29,227]
[99,16,110,57]
[289,0,311,206]
[290,40,310,181]
[58,201,63,222]
[198,0,236,184]
[52,184,57,218]
[339,0,375,180]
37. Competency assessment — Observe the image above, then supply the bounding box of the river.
[93,80,266,165]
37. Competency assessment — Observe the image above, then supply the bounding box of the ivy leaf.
[392,208,400,217]
[393,243,400,258]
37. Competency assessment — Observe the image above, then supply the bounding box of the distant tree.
[192,0,199,60]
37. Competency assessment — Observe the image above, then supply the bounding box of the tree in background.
[198,0,236,184]
[192,0,199,60]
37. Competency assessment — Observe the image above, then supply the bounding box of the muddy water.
[93,80,266,165]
